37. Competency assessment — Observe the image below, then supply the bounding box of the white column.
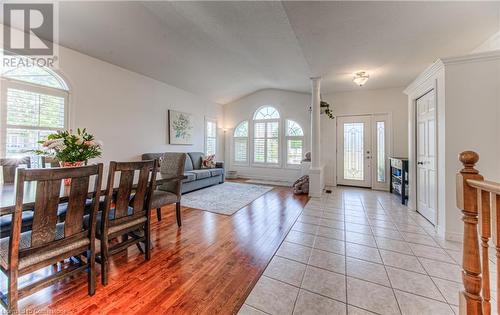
[309,77,323,197]
[310,77,321,168]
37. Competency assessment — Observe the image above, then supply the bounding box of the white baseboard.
[234,172,295,183]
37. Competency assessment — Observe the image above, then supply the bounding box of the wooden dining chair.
[41,156,60,168]
[98,160,157,286]
[145,153,186,225]
[0,157,31,184]
[0,164,103,312]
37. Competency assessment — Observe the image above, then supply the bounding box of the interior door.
[337,115,372,187]
[416,90,437,224]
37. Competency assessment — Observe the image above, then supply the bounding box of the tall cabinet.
[404,50,500,240]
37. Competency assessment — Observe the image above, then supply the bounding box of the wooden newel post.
[457,151,483,315]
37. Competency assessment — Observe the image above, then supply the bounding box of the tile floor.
[239,186,496,315]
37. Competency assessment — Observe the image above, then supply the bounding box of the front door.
[337,115,372,187]
[416,90,437,224]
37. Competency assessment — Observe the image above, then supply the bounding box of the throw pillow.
[202,154,216,168]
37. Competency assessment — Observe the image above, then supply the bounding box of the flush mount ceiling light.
[353,71,370,87]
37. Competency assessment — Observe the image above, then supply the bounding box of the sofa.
[141,152,224,194]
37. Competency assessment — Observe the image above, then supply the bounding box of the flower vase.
[60,161,84,186]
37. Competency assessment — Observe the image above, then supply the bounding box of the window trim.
[204,117,217,157]
[0,78,69,158]
[284,119,304,168]
[232,120,249,166]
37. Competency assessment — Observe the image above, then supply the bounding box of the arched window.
[233,121,249,163]
[1,63,69,159]
[253,106,280,164]
[285,120,304,165]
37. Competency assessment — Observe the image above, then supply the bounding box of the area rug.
[245,179,292,187]
[182,182,273,215]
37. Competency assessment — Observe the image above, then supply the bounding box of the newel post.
[457,151,483,315]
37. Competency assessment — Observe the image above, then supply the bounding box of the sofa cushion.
[187,169,211,180]
[183,172,196,182]
[210,168,223,177]
[184,155,194,171]
[188,152,204,170]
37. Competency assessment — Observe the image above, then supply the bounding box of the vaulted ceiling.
[54,1,499,104]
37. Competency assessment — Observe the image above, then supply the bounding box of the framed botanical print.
[168,110,194,145]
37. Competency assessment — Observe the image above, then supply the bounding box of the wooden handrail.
[467,180,500,195]
[457,151,500,315]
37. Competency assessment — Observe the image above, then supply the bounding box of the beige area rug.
[182,182,273,215]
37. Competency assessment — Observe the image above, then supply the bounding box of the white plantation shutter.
[285,120,304,165]
[252,107,280,165]
[205,119,217,156]
[233,121,249,163]
[1,79,68,159]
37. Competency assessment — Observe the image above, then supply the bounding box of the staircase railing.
[457,151,500,315]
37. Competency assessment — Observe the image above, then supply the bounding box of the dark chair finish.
[98,160,157,286]
[41,156,60,168]
[0,157,31,184]
[0,164,103,312]
[144,153,186,226]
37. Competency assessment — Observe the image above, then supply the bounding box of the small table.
[389,157,408,205]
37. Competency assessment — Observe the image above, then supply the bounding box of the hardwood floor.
[1,184,308,314]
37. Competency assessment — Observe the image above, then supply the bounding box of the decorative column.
[309,77,323,197]
[311,77,321,168]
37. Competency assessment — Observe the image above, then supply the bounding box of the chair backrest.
[41,156,60,168]
[158,153,186,197]
[11,164,103,266]
[0,157,31,183]
[103,160,157,229]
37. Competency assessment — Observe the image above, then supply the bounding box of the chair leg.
[88,248,96,296]
[145,221,151,261]
[100,236,109,286]
[156,208,162,221]
[7,269,19,313]
[176,202,182,227]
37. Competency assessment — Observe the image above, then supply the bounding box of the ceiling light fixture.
[353,71,369,87]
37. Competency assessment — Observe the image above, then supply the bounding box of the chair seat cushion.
[0,211,34,228]
[0,223,89,270]
[183,172,196,183]
[209,168,223,177]
[150,190,179,209]
[187,170,211,180]
[84,206,135,237]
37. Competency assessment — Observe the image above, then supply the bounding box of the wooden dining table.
[0,173,186,215]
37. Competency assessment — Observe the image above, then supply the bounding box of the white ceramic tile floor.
[239,186,490,315]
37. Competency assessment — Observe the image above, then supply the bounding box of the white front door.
[416,90,437,224]
[337,115,372,187]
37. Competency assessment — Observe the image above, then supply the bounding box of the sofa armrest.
[215,161,224,169]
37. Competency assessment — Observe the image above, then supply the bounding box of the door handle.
[417,161,424,165]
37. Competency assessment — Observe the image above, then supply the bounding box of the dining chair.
[149,153,186,226]
[41,156,60,168]
[0,164,103,312]
[0,157,31,184]
[0,157,34,239]
[98,160,157,286]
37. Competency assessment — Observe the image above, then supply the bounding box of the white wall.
[56,46,224,165]
[321,87,409,185]
[443,54,500,238]
[223,89,310,182]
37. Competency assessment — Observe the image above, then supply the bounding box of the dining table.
[0,172,186,216]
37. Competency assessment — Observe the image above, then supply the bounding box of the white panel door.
[337,115,372,187]
[416,90,437,224]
